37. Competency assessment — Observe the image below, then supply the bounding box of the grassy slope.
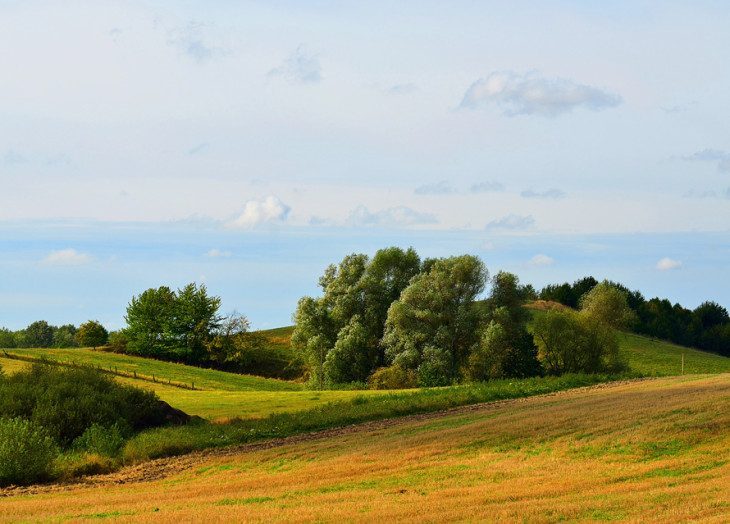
[3,348,301,392]
[4,375,728,522]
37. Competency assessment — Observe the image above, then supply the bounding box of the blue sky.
[1,1,729,330]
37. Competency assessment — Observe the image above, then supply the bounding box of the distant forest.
[540,277,730,357]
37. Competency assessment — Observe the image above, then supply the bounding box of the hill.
[3,374,728,521]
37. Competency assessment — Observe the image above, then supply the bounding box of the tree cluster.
[293,248,611,389]
[0,320,108,349]
[540,277,730,357]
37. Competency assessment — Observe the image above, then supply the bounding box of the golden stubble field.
[2,375,729,523]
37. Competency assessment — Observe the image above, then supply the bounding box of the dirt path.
[0,377,657,498]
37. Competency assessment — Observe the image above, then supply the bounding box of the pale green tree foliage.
[383,255,487,386]
[580,281,636,329]
[292,247,421,386]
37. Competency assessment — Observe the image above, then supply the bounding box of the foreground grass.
[121,373,626,463]
[4,375,728,522]
[4,348,301,392]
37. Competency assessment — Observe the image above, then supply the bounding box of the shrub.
[0,363,168,447]
[368,365,418,389]
[0,418,58,486]
[73,423,126,456]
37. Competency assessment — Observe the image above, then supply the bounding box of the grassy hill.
[3,374,728,521]
[2,311,728,421]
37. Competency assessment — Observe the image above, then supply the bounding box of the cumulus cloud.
[470,181,505,193]
[485,214,535,231]
[42,248,91,266]
[521,188,566,199]
[347,205,437,228]
[414,181,457,195]
[460,71,622,117]
[528,254,554,266]
[268,45,322,84]
[205,248,231,258]
[684,149,730,173]
[656,257,682,271]
[227,196,291,229]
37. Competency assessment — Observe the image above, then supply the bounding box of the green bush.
[0,363,168,446]
[73,423,126,456]
[368,365,418,389]
[0,418,58,486]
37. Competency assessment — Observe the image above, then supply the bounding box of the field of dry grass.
[3,374,728,522]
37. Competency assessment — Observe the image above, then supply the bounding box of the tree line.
[0,320,108,349]
[293,247,631,388]
[540,277,730,357]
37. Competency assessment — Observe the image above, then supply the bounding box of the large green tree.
[24,321,54,348]
[292,247,421,386]
[383,255,487,386]
[124,283,221,363]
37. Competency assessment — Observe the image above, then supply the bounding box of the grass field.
[3,374,728,522]
[3,324,729,422]
[3,348,301,392]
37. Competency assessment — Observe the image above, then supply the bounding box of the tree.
[0,328,16,349]
[171,283,222,363]
[467,272,540,380]
[532,309,622,374]
[292,247,421,386]
[383,255,487,386]
[124,283,222,363]
[53,324,77,348]
[580,281,636,329]
[24,321,54,348]
[75,320,108,349]
[323,316,376,385]
[693,302,729,330]
[125,286,176,358]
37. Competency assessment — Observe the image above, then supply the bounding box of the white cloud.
[470,181,505,193]
[347,205,437,228]
[42,248,91,266]
[461,71,621,117]
[414,181,457,195]
[521,188,566,199]
[485,214,535,231]
[656,257,682,271]
[227,196,291,229]
[528,254,554,266]
[205,248,231,258]
[268,45,322,84]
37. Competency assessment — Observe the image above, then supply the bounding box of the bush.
[0,418,58,486]
[368,365,418,389]
[106,330,129,353]
[0,363,169,447]
[73,423,126,456]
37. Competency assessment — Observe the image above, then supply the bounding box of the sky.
[1,1,729,330]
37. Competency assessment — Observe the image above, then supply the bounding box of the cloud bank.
[485,214,535,231]
[461,71,622,116]
[347,205,437,228]
[521,188,566,199]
